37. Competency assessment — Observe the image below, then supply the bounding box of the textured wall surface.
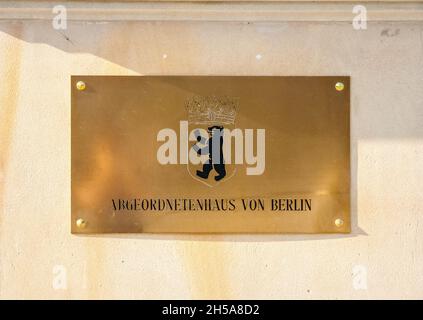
[1,8,423,299]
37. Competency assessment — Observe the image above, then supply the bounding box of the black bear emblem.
[194,126,226,182]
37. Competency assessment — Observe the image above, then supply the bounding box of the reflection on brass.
[76,81,86,91]
[335,82,345,91]
[71,76,350,234]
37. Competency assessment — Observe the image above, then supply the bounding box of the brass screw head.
[76,218,87,229]
[334,218,344,227]
[76,81,86,91]
[335,82,345,91]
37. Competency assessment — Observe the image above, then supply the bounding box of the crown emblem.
[185,95,238,125]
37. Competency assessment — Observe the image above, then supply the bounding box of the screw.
[335,82,345,91]
[335,218,344,227]
[76,81,86,91]
[76,218,87,229]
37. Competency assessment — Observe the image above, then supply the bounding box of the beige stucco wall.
[1,1,423,299]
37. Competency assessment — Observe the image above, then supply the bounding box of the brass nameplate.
[71,76,350,234]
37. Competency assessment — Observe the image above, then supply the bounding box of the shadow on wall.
[4,18,421,242]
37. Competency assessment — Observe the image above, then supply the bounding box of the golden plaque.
[71,76,350,234]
